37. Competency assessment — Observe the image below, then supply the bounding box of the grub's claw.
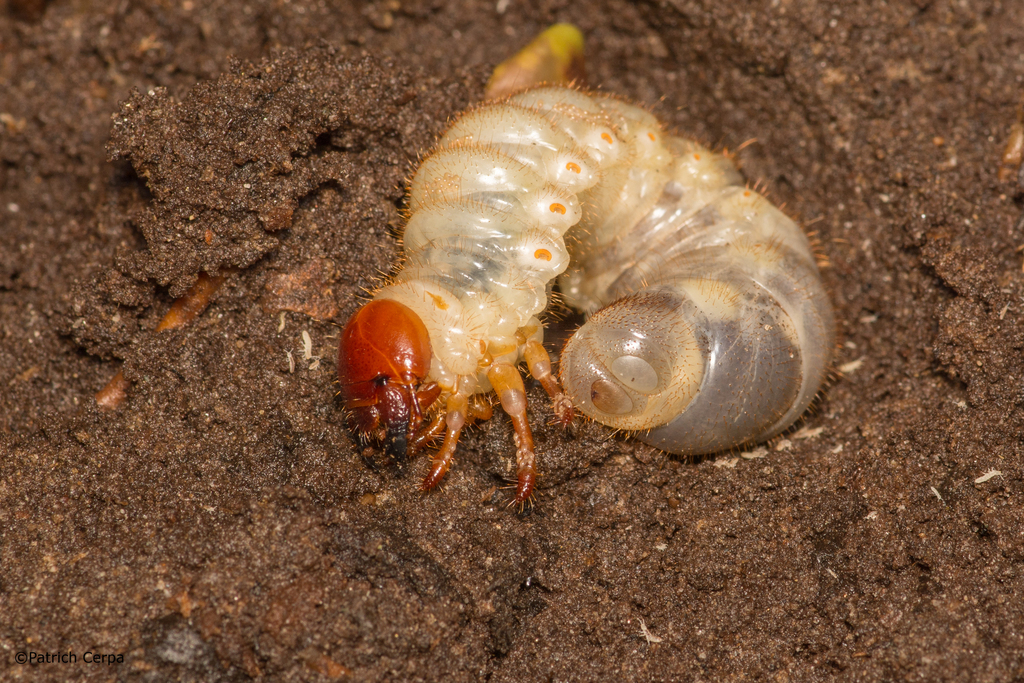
[487,362,538,506]
[420,393,468,493]
[550,393,575,428]
[524,339,574,428]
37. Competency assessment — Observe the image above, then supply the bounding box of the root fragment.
[485,23,586,99]
[95,370,130,410]
[95,271,228,410]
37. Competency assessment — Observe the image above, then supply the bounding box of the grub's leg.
[406,382,441,452]
[524,339,574,426]
[416,383,442,414]
[408,412,445,456]
[468,394,493,422]
[421,392,468,492]
[487,362,537,507]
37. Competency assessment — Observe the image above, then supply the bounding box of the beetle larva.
[338,85,833,504]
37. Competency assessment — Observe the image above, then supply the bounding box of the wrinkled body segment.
[558,131,834,454]
[338,85,834,505]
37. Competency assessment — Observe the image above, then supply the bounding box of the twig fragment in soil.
[792,425,825,440]
[95,370,130,410]
[974,470,1003,484]
[301,330,322,370]
[155,272,228,332]
[998,120,1024,182]
[740,446,767,460]
[839,357,865,374]
[485,23,585,99]
[95,271,228,410]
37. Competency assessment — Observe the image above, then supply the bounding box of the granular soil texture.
[2,1,1023,681]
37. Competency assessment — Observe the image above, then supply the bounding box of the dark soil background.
[2,0,1023,681]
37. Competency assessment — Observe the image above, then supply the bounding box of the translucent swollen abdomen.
[559,140,834,454]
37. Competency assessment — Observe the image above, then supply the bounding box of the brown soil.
[2,1,1023,681]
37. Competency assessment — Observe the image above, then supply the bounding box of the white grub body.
[375,85,833,454]
[559,109,834,454]
[374,86,613,396]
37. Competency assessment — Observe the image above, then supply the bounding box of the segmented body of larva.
[337,85,833,505]
[558,121,834,454]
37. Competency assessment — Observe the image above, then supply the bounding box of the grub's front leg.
[487,362,537,508]
[408,412,445,456]
[420,392,468,492]
[524,339,574,426]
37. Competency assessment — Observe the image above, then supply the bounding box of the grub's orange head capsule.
[338,299,435,455]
